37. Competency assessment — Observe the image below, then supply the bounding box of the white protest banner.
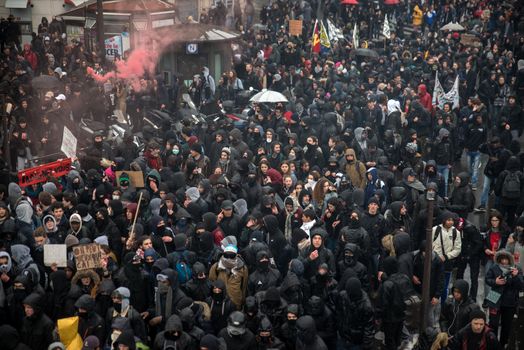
[104,35,123,61]
[44,244,67,267]
[353,22,359,48]
[61,125,77,159]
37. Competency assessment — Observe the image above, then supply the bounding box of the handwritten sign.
[44,244,67,267]
[61,126,77,159]
[18,158,72,187]
[73,244,102,270]
[116,171,144,188]
[289,20,303,36]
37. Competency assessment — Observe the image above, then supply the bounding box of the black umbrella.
[351,48,379,58]
[31,75,61,90]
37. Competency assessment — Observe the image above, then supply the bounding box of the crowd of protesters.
[0,0,524,349]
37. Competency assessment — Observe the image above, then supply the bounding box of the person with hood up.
[94,207,122,259]
[421,161,446,199]
[148,268,187,330]
[255,316,285,350]
[0,250,14,317]
[66,213,90,240]
[494,156,524,227]
[304,295,336,349]
[295,315,328,350]
[10,244,43,289]
[417,83,432,113]
[247,250,280,296]
[337,210,371,264]
[207,279,236,334]
[485,250,523,347]
[336,277,375,349]
[179,306,205,348]
[0,324,31,350]
[182,262,211,302]
[218,310,257,350]
[7,274,44,329]
[344,148,367,189]
[300,228,335,279]
[448,172,475,219]
[440,279,480,336]
[337,243,370,292]
[113,252,152,314]
[364,167,385,205]
[398,167,426,214]
[20,293,54,350]
[153,314,192,350]
[149,215,176,257]
[74,294,105,344]
[209,243,248,309]
[432,128,454,197]
[106,287,147,342]
[432,211,462,302]
[279,258,309,306]
[448,309,500,350]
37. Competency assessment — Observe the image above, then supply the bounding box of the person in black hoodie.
[336,277,375,349]
[247,250,280,296]
[279,259,309,307]
[337,243,369,292]
[94,207,122,259]
[337,210,371,263]
[304,295,336,349]
[153,314,193,350]
[440,279,480,336]
[183,262,211,302]
[179,307,205,349]
[295,315,328,350]
[0,324,31,350]
[148,268,187,331]
[108,199,127,238]
[300,228,336,279]
[20,293,54,350]
[455,218,483,301]
[75,294,105,344]
[494,156,524,227]
[114,252,152,314]
[448,172,475,219]
[207,279,236,335]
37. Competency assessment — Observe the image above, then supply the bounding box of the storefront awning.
[5,0,29,8]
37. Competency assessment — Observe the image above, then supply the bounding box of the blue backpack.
[174,251,192,284]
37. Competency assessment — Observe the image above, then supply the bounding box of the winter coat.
[440,280,480,335]
[0,324,31,350]
[448,323,499,350]
[20,293,54,350]
[153,315,193,350]
[494,156,524,207]
[344,148,367,189]
[485,250,524,308]
[448,172,475,218]
[413,251,445,300]
[336,287,375,348]
[209,256,249,309]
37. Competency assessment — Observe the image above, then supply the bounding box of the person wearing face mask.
[179,307,205,348]
[106,287,146,343]
[337,243,370,292]
[304,295,336,349]
[255,316,285,349]
[149,215,176,257]
[113,252,151,315]
[218,311,257,350]
[209,243,248,309]
[152,314,192,350]
[20,293,54,350]
[278,304,300,349]
[74,294,105,344]
[247,250,280,296]
[94,208,122,259]
[336,277,375,349]
[337,210,371,264]
[295,315,328,350]
[207,279,235,334]
[183,262,211,302]
[148,268,187,331]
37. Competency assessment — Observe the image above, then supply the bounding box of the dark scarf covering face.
[123,252,142,283]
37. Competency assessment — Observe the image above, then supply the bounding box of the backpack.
[172,251,193,284]
[501,171,521,199]
[389,273,422,330]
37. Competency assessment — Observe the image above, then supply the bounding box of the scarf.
[218,256,243,276]
[155,287,173,321]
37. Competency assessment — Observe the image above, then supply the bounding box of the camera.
[503,267,516,280]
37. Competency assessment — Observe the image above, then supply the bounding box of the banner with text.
[18,158,72,187]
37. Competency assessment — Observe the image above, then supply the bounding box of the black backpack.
[501,171,522,199]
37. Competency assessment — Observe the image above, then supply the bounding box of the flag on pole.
[432,71,445,107]
[319,21,331,53]
[383,15,391,39]
[326,19,344,42]
[312,20,320,53]
[352,22,359,48]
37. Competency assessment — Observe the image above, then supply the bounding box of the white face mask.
[112,195,120,200]
[266,137,272,143]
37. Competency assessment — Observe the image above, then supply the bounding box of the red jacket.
[23,44,38,71]
[417,84,433,113]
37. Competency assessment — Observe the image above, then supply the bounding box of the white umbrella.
[250,89,288,103]
[440,22,465,31]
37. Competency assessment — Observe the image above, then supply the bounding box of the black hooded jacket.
[494,156,524,206]
[20,293,54,350]
[0,325,31,350]
[448,172,475,218]
[440,280,480,335]
[248,250,281,296]
[295,315,328,350]
[114,252,152,313]
[75,294,105,344]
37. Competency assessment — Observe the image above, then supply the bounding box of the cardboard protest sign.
[18,158,72,187]
[73,244,102,270]
[116,171,144,188]
[289,20,303,36]
[44,244,67,267]
[61,126,77,159]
